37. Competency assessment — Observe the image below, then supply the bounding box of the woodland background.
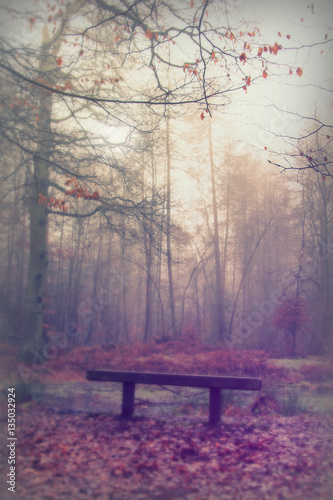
[0,0,332,358]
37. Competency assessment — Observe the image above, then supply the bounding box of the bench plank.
[86,370,262,391]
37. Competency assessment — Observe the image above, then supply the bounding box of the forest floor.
[0,341,333,500]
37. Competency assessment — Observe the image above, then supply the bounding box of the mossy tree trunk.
[21,27,57,359]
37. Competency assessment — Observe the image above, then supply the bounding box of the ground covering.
[0,341,332,499]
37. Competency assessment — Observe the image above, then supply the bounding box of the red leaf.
[258,47,263,57]
[56,57,63,66]
[79,50,84,56]
[200,112,205,120]
[239,52,246,63]
[211,50,215,60]
[190,0,194,7]
[296,67,303,77]
[262,70,268,79]
[269,42,281,55]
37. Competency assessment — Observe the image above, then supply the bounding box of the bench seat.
[86,369,262,424]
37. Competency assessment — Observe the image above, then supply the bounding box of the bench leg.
[209,387,222,424]
[122,382,135,418]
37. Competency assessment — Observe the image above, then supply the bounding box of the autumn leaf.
[79,50,84,56]
[56,57,63,66]
[200,112,205,120]
[258,47,263,57]
[183,63,190,72]
[239,52,246,63]
[190,0,194,6]
[269,42,281,55]
[211,50,215,60]
[296,67,303,77]
[286,34,291,39]
[262,70,268,79]
[289,68,293,75]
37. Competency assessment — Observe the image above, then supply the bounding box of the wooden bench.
[86,370,262,424]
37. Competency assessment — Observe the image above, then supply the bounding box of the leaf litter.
[0,403,332,500]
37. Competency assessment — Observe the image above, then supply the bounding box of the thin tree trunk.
[222,164,230,315]
[208,117,224,342]
[121,232,129,342]
[166,115,177,337]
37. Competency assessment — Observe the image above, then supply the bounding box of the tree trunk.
[21,27,54,359]
[166,115,177,337]
[208,117,224,342]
